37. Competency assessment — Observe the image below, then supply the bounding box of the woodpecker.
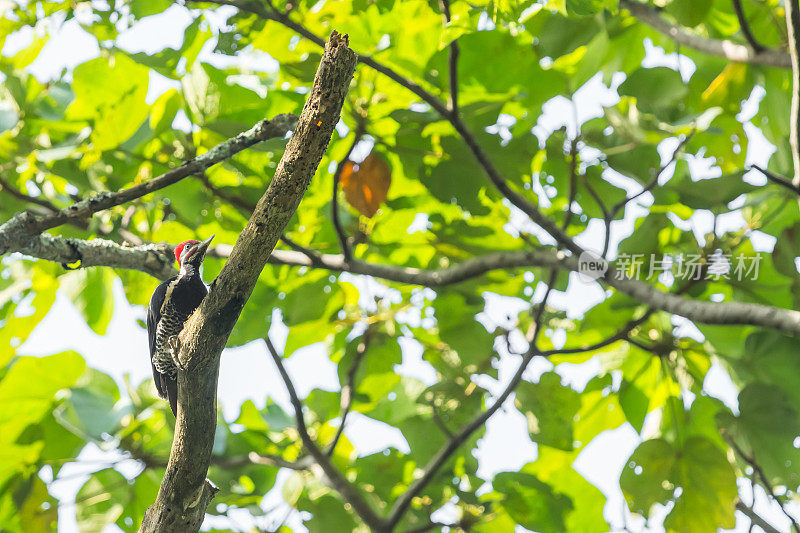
[147,236,214,416]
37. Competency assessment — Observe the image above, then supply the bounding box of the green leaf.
[60,268,115,335]
[620,437,737,531]
[69,54,150,152]
[0,352,86,436]
[666,0,713,27]
[619,379,648,433]
[76,468,160,532]
[55,369,127,441]
[666,171,754,210]
[566,0,616,16]
[772,222,800,278]
[606,144,661,183]
[620,438,674,515]
[300,492,358,533]
[493,471,573,532]
[433,292,493,369]
[422,135,492,215]
[515,372,581,451]
[129,0,171,18]
[619,67,688,108]
[522,449,609,532]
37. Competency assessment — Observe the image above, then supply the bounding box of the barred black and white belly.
[152,299,190,379]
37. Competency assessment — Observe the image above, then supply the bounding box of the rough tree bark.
[138,31,357,533]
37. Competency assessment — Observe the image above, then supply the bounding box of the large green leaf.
[60,268,115,336]
[0,352,85,436]
[621,437,737,532]
[69,54,150,152]
[493,471,573,532]
[619,67,688,109]
[75,468,160,532]
[515,372,581,451]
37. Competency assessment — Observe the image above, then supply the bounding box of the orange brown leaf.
[340,152,391,218]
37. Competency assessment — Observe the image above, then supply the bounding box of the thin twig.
[278,233,323,264]
[439,0,459,115]
[385,263,557,529]
[727,437,800,533]
[732,0,766,52]
[264,336,388,531]
[750,164,800,195]
[429,398,455,438]
[327,329,371,456]
[609,133,692,219]
[0,173,60,212]
[540,310,655,357]
[332,130,363,263]
[736,501,783,533]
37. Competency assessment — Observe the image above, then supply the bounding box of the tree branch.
[132,449,312,472]
[609,132,692,218]
[255,245,800,336]
[727,437,800,533]
[190,0,581,255]
[0,233,177,279]
[0,172,61,212]
[736,501,784,533]
[620,0,790,68]
[139,32,356,533]
[11,222,800,338]
[786,0,800,185]
[8,221,800,339]
[439,0,459,115]
[264,335,388,531]
[750,164,800,194]
[449,112,582,255]
[385,266,556,528]
[196,170,323,264]
[1,114,297,238]
[732,0,766,52]
[327,329,371,456]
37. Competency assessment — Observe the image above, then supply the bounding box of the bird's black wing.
[147,277,173,401]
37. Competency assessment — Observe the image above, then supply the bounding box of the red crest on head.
[174,240,200,264]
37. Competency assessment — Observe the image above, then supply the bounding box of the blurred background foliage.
[1,0,800,531]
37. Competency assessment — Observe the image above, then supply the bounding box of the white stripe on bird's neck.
[178,262,201,279]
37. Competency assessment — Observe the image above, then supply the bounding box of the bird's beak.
[196,234,215,257]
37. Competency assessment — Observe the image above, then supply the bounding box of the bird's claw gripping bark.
[167,335,186,371]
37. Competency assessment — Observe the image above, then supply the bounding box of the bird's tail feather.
[154,371,178,417]
[164,376,178,417]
